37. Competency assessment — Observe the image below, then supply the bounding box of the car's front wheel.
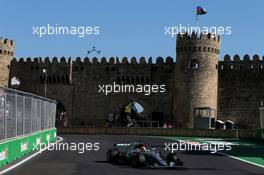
[166,153,183,166]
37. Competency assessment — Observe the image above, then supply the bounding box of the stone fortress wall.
[9,56,175,127]
[218,54,264,128]
[0,33,262,128]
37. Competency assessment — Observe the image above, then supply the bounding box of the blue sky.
[1,0,264,60]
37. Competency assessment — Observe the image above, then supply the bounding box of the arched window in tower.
[190,59,199,70]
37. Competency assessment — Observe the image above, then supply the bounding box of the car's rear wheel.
[106,149,119,163]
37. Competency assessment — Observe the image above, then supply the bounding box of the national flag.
[197,6,207,15]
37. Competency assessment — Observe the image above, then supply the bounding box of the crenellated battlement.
[176,32,220,55]
[13,57,71,64]
[0,37,15,56]
[219,54,264,71]
[222,54,263,62]
[177,32,220,42]
[12,56,175,65]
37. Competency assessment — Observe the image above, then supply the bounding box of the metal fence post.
[4,92,6,139]
[15,92,17,137]
[23,96,25,135]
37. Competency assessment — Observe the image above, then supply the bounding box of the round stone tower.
[0,37,15,87]
[173,32,220,128]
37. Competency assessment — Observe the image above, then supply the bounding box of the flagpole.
[196,14,198,28]
[196,6,207,30]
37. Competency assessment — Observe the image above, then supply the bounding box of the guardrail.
[0,128,56,167]
[0,86,56,140]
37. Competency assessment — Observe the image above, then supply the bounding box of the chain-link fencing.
[0,86,56,140]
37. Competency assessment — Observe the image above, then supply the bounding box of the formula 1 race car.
[106,142,183,168]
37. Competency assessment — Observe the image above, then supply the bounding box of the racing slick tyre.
[138,154,146,166]
[131,154,146,167]
[106,149,119,163]
[166,153,182,166]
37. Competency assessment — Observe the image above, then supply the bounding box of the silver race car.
[106,142,183,168]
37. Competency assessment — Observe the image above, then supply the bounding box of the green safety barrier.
[0,128,57,168]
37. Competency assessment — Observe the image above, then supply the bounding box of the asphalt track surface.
[5,135,264,175]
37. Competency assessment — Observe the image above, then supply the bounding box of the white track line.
[175,138,264,169]
[217,151,264,169]
[0,136,64,175]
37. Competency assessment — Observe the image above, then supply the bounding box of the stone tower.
[173,32,221,128]
[0,37,15,86]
